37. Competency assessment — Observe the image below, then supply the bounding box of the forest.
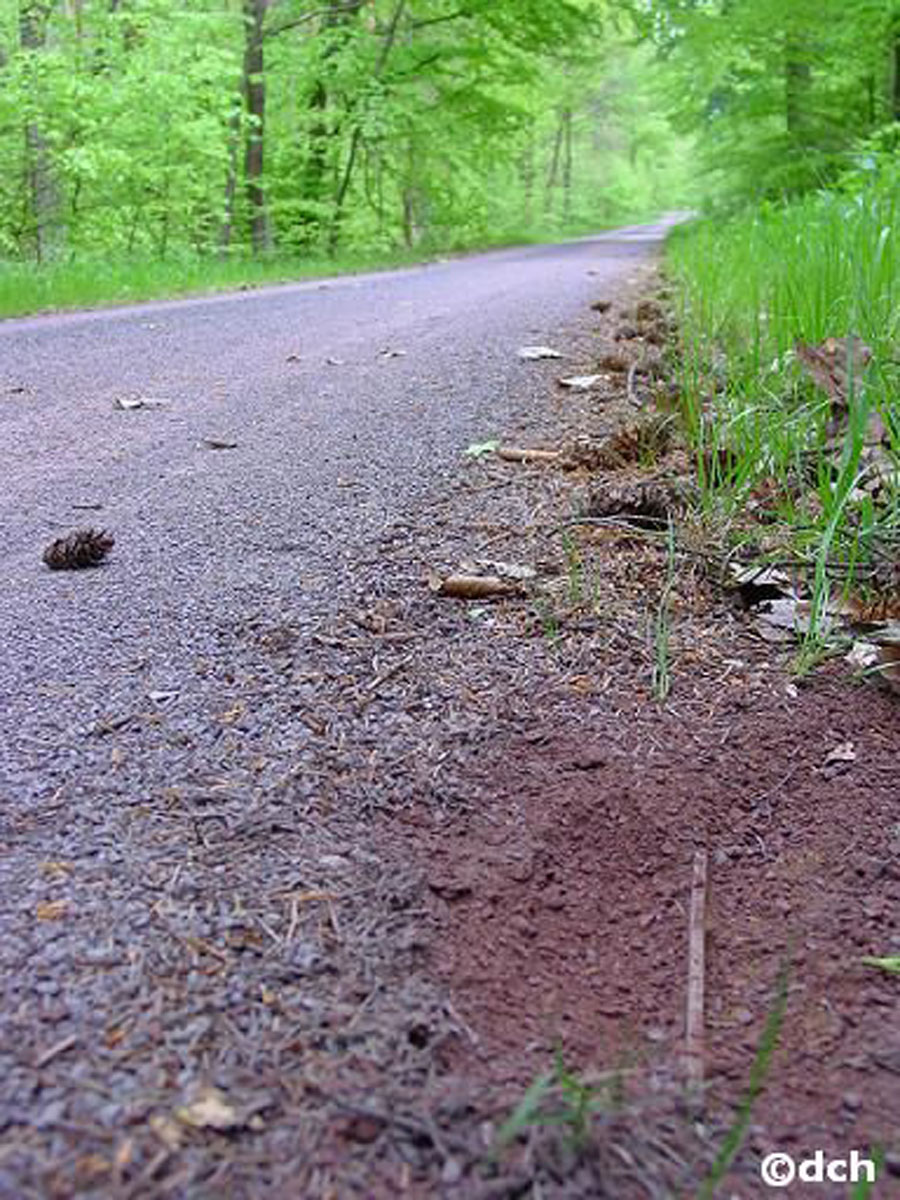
[0,0,677,273]
[1,1,898,303]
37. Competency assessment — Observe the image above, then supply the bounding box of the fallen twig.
[496,446,560,464]
[685,848,709,1115]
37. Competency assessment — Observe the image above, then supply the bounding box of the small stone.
[842,1092,862,1112]
[441,1158,463,1185]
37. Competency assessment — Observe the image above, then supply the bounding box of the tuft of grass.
[666,183,900,640]
[494,1048,624,1154]
[561,531,585,608]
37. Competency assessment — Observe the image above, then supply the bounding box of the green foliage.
[494,1048,623,1153]
[0,0,691,293]
[641,0,900,206]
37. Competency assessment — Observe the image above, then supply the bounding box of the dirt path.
[1,224,898,1198]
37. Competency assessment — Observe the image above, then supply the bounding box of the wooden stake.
[685,847,709,1114]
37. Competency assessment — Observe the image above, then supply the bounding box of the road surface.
[0,220,674,1196]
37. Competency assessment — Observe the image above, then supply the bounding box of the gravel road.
[0,221,675,1197]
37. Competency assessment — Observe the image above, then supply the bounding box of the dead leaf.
[73,1155,109,1183]
[846,641,879,671]
[463,439,499,459]
[40,861,73,880]
[795,335,872,410]
[466,560,536,582]
[558,375,604,391]
[582,478,692,524]
[114,396,171,411]
[150,1114,184,1150]
[430,574,523,600]
[36,900,68,921]
[518,345,563,360]
[336,1113,386,1144]
[728,564,796,606]
[200,438,238,451]
[874,640,900,690]
[823,741,856,768]
[175,1087,240,1132]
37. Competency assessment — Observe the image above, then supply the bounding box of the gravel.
[0,222,674,1197]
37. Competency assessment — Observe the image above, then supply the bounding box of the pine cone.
[42,528,115,570]
[582,478,694,525]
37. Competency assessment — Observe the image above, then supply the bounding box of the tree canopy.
[0,0,685,262]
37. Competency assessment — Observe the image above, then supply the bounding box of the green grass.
[0,216,632,319]
[0,245,447,318]
[666,183,900,630]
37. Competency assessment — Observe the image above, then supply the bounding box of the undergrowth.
[666,177,900,642]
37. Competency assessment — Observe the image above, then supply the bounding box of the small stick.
[626,358,642,406]
[685,848,709,1115]
[496,446,560,464]
[35,1034,77,1069]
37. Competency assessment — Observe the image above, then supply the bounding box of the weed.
[534,595,561,648]
[494,1048,624,1154]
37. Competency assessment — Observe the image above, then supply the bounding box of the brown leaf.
[431,574,523,600]
[795,335,872,417]
[175,1087,240,1131]
[36,900,68,921]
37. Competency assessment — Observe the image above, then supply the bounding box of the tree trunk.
[219,99,242,252]
[20,1,66,262]
[330,0,407,251]
[243,0,273,253]
[520,132,535,228]
[562,108,573,224]
[544,120,564,215]
[297,2,366,246]
[784,37,811,137]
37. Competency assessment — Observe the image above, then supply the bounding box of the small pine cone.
[42,528,115,571]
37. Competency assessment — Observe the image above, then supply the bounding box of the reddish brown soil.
[408,663,900,1190]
